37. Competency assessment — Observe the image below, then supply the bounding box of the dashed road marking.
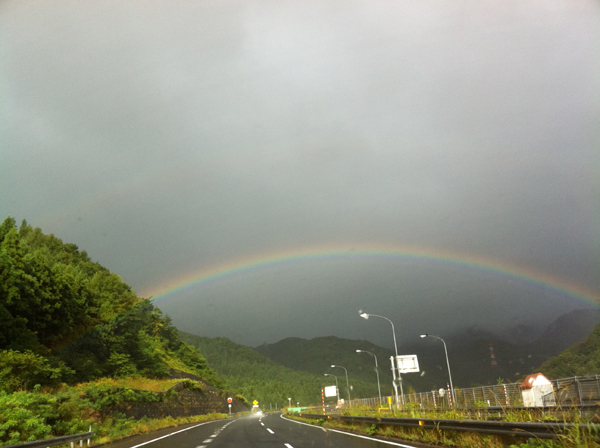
[260,422,264,426]
[202,439,213,443]
[267,428,274,434]
[129,420,225,448]
[285,444,294,448]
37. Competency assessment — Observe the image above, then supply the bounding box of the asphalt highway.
[105,413,422,448]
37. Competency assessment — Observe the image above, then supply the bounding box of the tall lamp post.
[356,350,382,405]
[331,365,351,402]
[421,334,456,406]
[324,373,340,403]
[360,312,404,406]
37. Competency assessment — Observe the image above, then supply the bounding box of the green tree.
[0,350,73,392]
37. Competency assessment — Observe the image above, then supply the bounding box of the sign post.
[227,397,232,415]
[396,354,420,408]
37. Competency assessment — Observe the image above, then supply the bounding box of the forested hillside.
[179,331,382,407]
[254,336,448,394]
[0,216,222,390]
[537,323,600,379]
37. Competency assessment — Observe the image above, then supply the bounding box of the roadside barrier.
[294,413,599,439]
[3,430,93,448]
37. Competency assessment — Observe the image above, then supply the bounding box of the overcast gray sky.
[1,0,599,348]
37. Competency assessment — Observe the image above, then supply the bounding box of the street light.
[331,365,351,402]
[421,334,456,406]
[360,311,404,406]
[324,373,340,402]
[357,350,382,405]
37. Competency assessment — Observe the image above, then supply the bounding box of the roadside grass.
[0,379,228,447]
[286,407,600,448]
[72,377,183,393]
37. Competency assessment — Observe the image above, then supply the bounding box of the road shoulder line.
[279,414,416,448]
[129,419,234,448]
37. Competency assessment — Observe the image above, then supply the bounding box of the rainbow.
[142,244,600,308]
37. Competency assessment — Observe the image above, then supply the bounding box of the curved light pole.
[421,334,456,406]
[331,365,351,402]
[324,373,340,402]
[360,312,404,406]
[357,350,382,405]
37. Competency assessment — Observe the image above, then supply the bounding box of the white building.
[520,373,555,407]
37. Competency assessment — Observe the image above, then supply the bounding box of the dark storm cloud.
[1,0,599,346]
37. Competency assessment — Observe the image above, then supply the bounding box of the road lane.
[105,413,422,448]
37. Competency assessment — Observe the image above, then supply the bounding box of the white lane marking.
[130,420,229,448]
[202,439,213,443]
[285,444,294,448]
[261,422,265,426]
[267,428,274,434]
[279,414,417,448]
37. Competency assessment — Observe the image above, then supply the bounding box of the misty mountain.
[254,336,446,396]
[527,308,600,355]
[254,333,510,391]
[178,331,381,406]
[253,309,600,391]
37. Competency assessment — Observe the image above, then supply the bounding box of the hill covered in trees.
[0,216,222,390]
[179,331,378,408]
[536,323,600,379]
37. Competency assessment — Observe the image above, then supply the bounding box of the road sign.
[253,400,258,405]
[324,385,337,397]
[396,354,420,373]
[227,397,232,403]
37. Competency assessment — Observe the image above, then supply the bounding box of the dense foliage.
[179,331,383,408]
[0,216,222,389]
[179,332,331,407]
[537,323,600,378]
[0,380,217,445]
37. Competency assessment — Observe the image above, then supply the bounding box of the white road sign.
[396,354,420,373]
[324,385,337,397]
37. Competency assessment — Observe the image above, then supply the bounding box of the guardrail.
[3,431,94,448]
[294,413,600,439]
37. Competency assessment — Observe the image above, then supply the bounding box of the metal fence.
[348,376,600,409]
